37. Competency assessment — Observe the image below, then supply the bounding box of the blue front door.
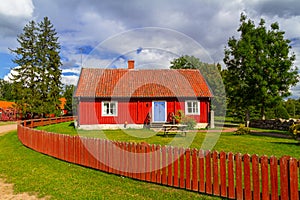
[153,101,166,122]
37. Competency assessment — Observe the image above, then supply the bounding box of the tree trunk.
[245,109,250,127]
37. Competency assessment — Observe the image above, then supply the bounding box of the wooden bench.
[162,124,188,137]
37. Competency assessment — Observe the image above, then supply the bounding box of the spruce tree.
[37,17,62,116]
[10,17,62,118]
[10,20,39,115]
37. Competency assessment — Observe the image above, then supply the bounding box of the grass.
[0,121,16,126]
[0,131,220,200]
[36,122,300,158]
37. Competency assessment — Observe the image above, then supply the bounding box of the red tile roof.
[75,68,213,98]
[0,101,15,109]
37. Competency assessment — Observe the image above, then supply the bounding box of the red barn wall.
[78,98,210,125]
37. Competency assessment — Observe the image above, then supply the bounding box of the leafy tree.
[0,79,14,101]
[9,17,62,117]
[274,103,290,119]
[223,13,298,125]
[170,55,226,116]
[62,84,75,115]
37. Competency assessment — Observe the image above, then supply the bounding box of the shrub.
[235,124,250,135]
[180,116,197,130]
[289,123,300,140]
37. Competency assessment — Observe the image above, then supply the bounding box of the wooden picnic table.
[162,124,188,137]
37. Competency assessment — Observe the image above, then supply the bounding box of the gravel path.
[0,124,17,136]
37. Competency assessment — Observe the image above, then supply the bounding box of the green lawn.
[37,122,300,159]
[0,131,219,200]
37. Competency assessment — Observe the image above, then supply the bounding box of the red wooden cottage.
[74,61,213,129]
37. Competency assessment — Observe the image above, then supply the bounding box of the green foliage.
[9,17,62,117]
[235,124,250,135]
[180,116,197,130]
[274,104,290,119]
[62,85,76,114]
[170,55,226,116]
[0,79,14,101]
[172,110,197,129]
[223,13,298,122]
[289,123,300,140]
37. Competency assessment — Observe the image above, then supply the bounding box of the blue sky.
[1,0,300,98]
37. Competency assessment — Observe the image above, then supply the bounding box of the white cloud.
[0,0,34,18]
[61,75,79,86]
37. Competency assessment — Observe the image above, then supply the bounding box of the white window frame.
[102,101,118,116]
[185,100,200,115]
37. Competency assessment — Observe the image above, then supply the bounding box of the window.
[185,101,200,115]
[102,101,118,116]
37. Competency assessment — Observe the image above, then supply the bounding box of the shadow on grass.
[249,132,292,139]
[69,122,75,128]
[269,141,300,146]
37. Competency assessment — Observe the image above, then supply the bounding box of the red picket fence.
[17,117,300,200]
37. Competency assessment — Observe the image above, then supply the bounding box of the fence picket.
[198,149,205,193]
[213,151,219,196]
[252,154,260,200]
[289,158,299,200]
[156,145,161,184]
[168,146,173,186]
[151,144,156,183]
[270,156,278,200]
[220,151,227,197]
[205,150,212,194]
[235,153,243,200]
[192,149,198,191]
[227,152,235,199]
[173,146,179,187]
[179,147,185,189]
[261,155,270,200]
[145,144,151,182]
[185,148,191,190]
[244,154,251,200]
[161,146,167,185]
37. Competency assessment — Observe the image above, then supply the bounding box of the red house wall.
[78,98,210,125]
